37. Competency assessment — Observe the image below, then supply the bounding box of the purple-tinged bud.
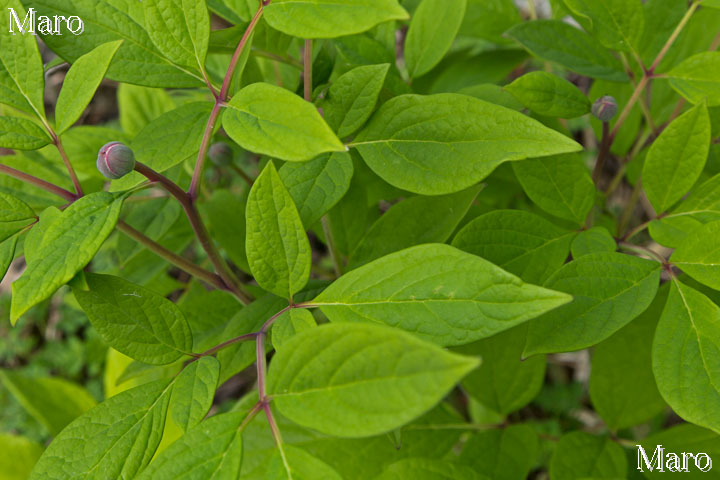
[208,142,233,166]
[592,95,618,122]
[97,142,135,180]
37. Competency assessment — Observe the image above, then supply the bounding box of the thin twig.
[0,164,77,201]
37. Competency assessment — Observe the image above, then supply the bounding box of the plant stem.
[592,122,610,185]
[252,49,304,69]
[51,135,83,197]
[617,179,644,237]
[648,1,699,74]
[116,220,228,291]
[304,39,313,102]
[0,163,77,201]
[610,75,649,140]
[134,161,254,305]
[263,403,291,475]
[618,242,667,265]
[257,331,268,399]
[230,164,254,187]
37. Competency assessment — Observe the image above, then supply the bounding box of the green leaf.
[246,162,311,299]
[266,445,343,480]
[506,20,627,82]
[563,0,645,53]
[279,151,354,227]
[671,220,720,291]
[136,411,245,480]
[376,458,486,480]
[348,185,482,270]
[29,379,174,480]
[264,0,409,39]
[170,356,219,432]
[455,326,546,415]
[571,226,616,258]
[112,102,214,191]
[458,424,539,480]
[512,153,595,225]
[0,0,46,117]
[0,192,35,242]
[0,434,43,480]
[24,0,204,88]
[504,71,591,118]
[0,371,97,436]
[352,93,582,195]
[459,0,522,45]
[666,52,720,107]
[144,0,210,72]
[524,252,661,356]
[202,188,250,273]
[0,235,18,283]
[452,209,575,284]
[11,192,125,324]
[0,116,51,150]
[589,285,667,430]
[404,0,467,78]
[313,244,572,346]
[74,273,194,365]
[653,280,720,433]
[642,102,711,213]
[324,64,390,138]
[117,84,177,138]
[224,83,344,162]
[271,308,317,350]
[267,322,479,437]
[55,41,123,135]
[549,432,627,480]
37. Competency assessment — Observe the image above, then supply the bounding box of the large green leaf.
[404,0,467,78]
[246,162,311,299]
[352,93,582,195]
[135,411,245,480]
[524,252,660,356]
[29,379,174,480]
[264,0,409,39]
[0,434,42,480]
[642,102,711,214]
[313,244,571,346]
[506,20,627,82]
[224,83,344,162]
[570,226,616,258]
[671,220,720,291]
[55,41,123,135]
[375,458,485,480]
[563,0,645,53]
[11,192,125,324]
[0,117,51,150]
[144,0,210,72]
[549,432,627,479]
[458,425,538,480]
[279,152,354,227]
[505,71,591,118]
[267,322,479,437]
[452,209,575,284]
[653,280,720,433]
[169,356,219,432]
[666,52,720,107]
[348,185,482,270]
[512,153,594,225]
[74,273,194,365]
[0,371,97,436]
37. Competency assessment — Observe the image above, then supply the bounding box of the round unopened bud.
[592,95,618,122]
[208,142,233,166]
[97,142,135,179]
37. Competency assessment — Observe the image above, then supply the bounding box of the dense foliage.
[0,0,719,478]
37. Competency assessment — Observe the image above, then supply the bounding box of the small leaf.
[459,424,538,480]
[271,308,317,350]
[353,93,582,195]
[279,151,354,227]
[642,102,711,213]
[267,322,479,437]
[264,0,409,39]
[55,40,123,134]
[0,434,42,480]
[671,220,720,291]
[570,226,616,258]
[144,0,210,71]
[0,117,51,150]
[504,71,591,118]
[11,192,125,324]
[524,252,660,356]
[0,192,35,242]
[313,244,572,346]
[513,153,595,225]
[376,458,485,480]
[170,356,220,432]
[404,0,467,78]
[506,20,627,82]
[324,64,390,138]
[29,379,174,480]
[549,432,627,480]
[246,162,311,299]
[563,0,645,53]
[0,371,97,436]
[224,83,344,162]
[653,280,720,433]
[74,273,194,365]
[266,445,343,480]
[0,236,18,283]
[666,52,720,107]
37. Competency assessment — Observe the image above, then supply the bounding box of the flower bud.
[97,142,135,179]
[592,95,618,122]
[208,142,233,166]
